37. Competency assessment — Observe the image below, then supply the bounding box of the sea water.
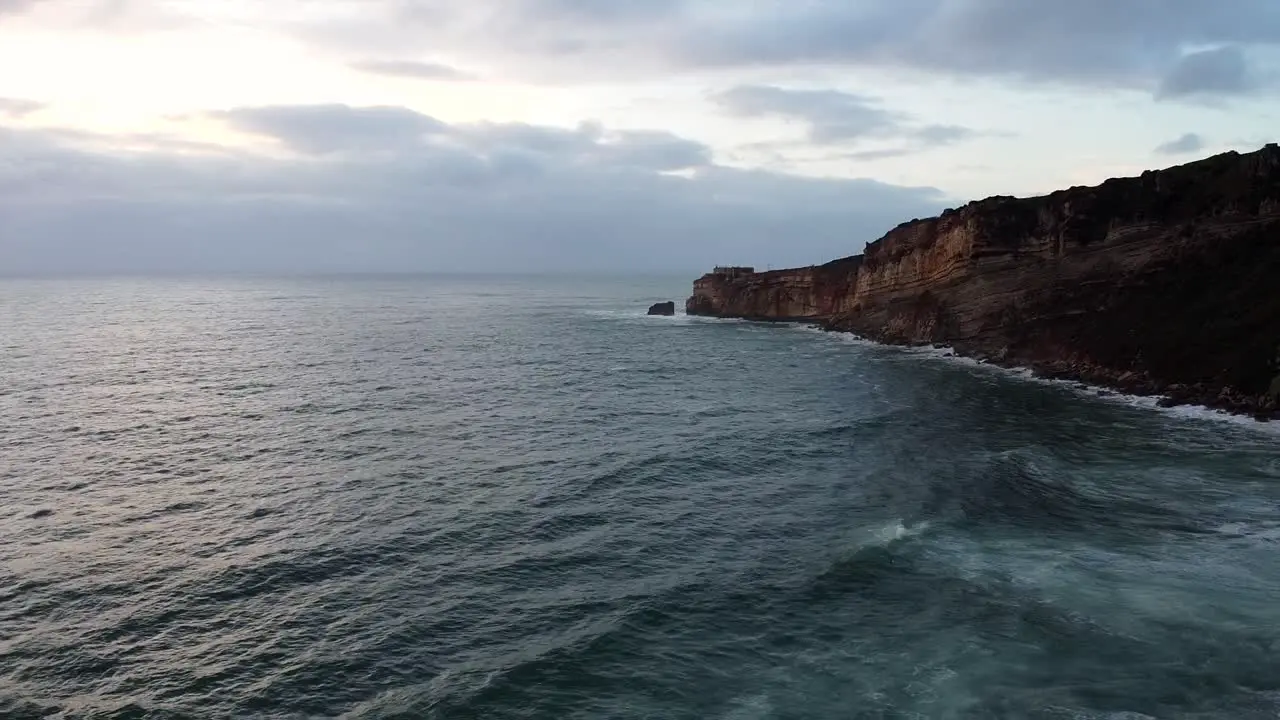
[3,275,1280,719]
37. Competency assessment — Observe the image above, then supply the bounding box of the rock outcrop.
[688,145,1280,418]
[647,301,676,316]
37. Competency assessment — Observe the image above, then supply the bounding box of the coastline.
[825,324,1280,422]
[684,311,1280,421]
[686,145,1280,422]
[747,317,1280,428]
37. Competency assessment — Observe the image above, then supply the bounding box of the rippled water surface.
[3,275,1280,719]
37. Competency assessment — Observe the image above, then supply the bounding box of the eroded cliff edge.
[688,145,1280,418]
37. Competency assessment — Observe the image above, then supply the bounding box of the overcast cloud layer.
[318,0,1280,96]
[1,0,1279,274]
[0,108,944,274]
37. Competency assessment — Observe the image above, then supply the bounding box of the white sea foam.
[581,308,717,326]
[784,322,1280,435]
[863,519,931,548]
[719,693,773,720]
[1211,521,1280,542]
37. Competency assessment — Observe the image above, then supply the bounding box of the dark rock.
[685,144,1280,418]
[646,301,676,316]
[29,509,54,519]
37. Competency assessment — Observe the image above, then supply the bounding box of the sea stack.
[647,301,676,316]
[687,145,1280,418]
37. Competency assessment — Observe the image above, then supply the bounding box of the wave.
[388,518,937,718]
[786,323,1280,436]
[579,308,709,326]
[859,518,932,549]
[791,520,1280,717]
[719,693,774,720]
[929,447,1214,538]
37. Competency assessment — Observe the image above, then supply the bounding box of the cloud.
[1154,132,1206,155]
[273,0,1280,97]
[713,86,901,144]
[211,104,712,172]
[681,1,1280,97]
[712,85,981,159]
[914,125,977,145]
[213,104,450,155]
[0,98,44,116]
[582,128,711,171]
[846,148,914,162]
[0,105,947,274]
[1157,46,1256,99]
[0,0,39,14]
[500,0,684,24]
[0,0,187,29]
[23,1,1280,101]
[350,59,476,81]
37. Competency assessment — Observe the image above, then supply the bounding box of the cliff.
[686,259,863,320]
[688,145,1280,418]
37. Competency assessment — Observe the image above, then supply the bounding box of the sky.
[1,0,1279,274]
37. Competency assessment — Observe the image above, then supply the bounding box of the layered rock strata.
[688,145,1280,418]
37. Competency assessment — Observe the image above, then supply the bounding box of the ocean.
[3,275,1280,719]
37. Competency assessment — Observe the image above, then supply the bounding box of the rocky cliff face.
[686,259,862,320]
[687,145,1280,418]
